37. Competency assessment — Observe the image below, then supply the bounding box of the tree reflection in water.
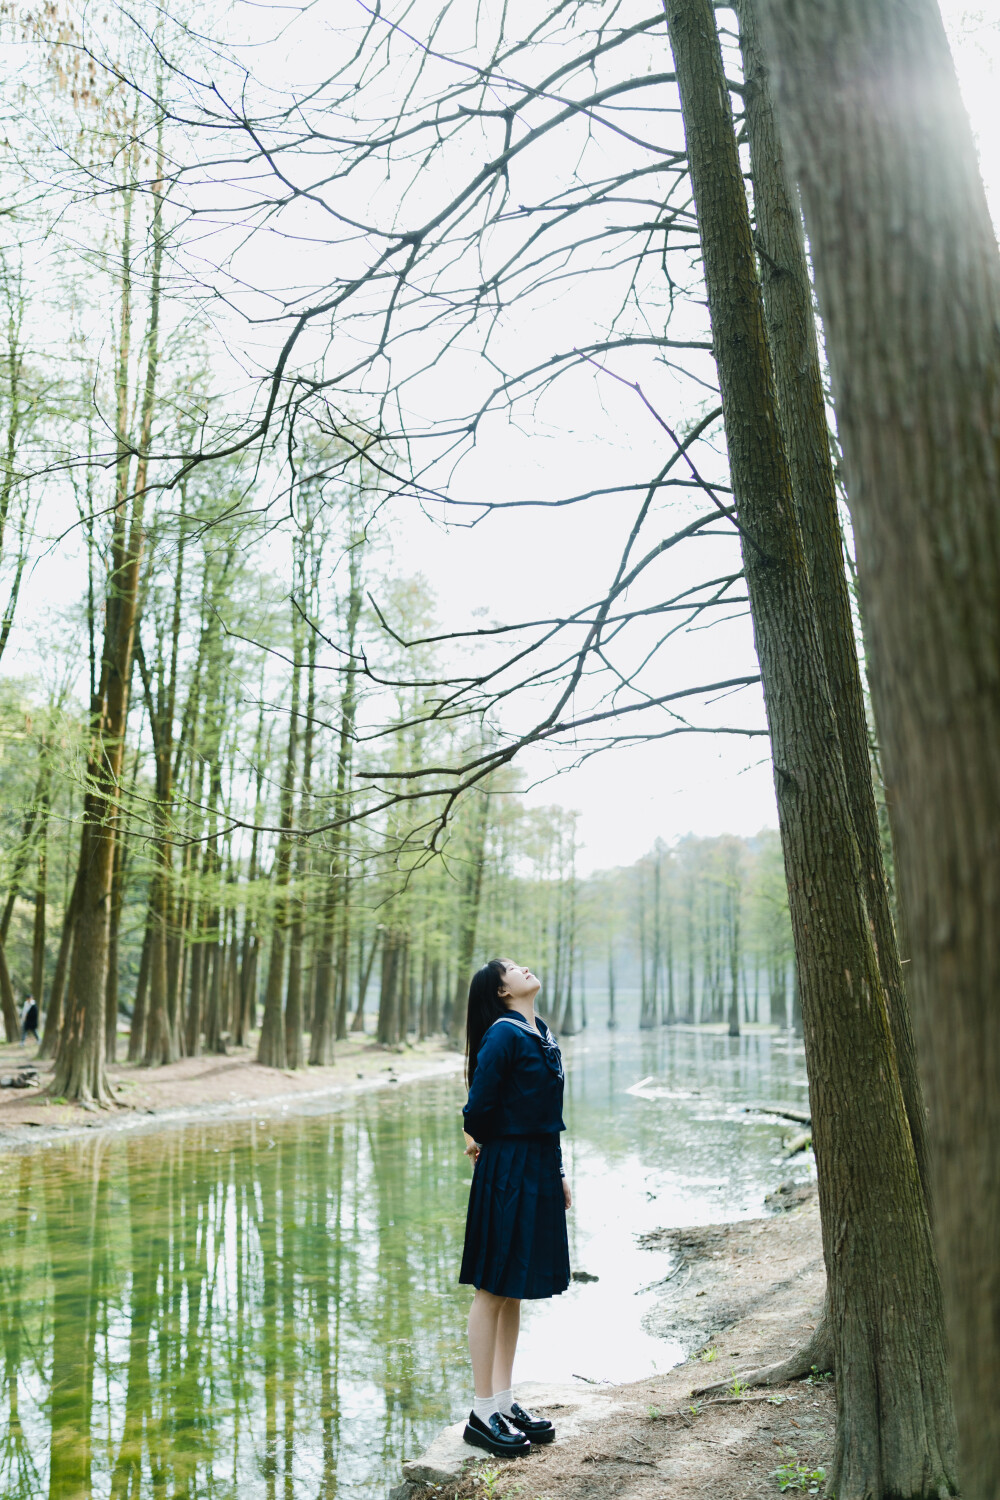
[0,1078,470,1500]
[0,1028,811,1498]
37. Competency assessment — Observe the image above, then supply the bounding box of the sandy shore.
[0,1032,464,1149]
[397,1194,831,1500]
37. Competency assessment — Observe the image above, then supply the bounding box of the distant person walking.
[459,958,571,1458]
[20,996,39,1045]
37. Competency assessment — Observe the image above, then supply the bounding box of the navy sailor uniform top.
[463,1014,565,1160]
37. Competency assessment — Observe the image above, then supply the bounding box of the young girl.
[459,958,571,1457]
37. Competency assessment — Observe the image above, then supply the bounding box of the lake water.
[0,1024,811,1499]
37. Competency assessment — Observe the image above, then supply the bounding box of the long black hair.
[465,959,509,1086]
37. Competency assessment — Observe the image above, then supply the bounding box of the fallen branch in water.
[744,1103,811,1125]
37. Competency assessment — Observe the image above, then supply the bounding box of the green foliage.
[772,1448,826,1493]
[804,1366,834,1386]
[469,1465,504,1497]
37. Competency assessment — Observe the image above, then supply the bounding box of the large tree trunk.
[0,939,18,1041]
[663,3,957,1495]
[734,0,928,1198]
[51,132,159,1104]
[753,0,1000,1491]
[376,930,401,1045]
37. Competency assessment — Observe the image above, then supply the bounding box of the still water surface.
[0,1025,811,1499]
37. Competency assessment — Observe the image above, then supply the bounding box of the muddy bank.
[397,1193,830,1500]
[0,1033,463,1150]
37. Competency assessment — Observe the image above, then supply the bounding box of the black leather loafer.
[462,1410,532,1457]
[508,1402,555,1444]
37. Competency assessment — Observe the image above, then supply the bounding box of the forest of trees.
[0,654,798,1056]
[0,0,997,1495]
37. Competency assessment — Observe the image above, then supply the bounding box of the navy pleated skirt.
[460,1134,571,1300]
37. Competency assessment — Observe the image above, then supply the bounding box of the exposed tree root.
[693,1313,833,1396]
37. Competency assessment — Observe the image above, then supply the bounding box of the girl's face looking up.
[498,960,541,1004]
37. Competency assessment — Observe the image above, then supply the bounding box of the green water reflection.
[0,1025,810,1499]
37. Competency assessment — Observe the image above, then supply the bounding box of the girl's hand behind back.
[563,1178,572,1209]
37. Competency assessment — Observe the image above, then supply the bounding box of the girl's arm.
[462,1024,516,1142]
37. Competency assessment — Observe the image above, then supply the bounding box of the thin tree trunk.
[428,954,441,1034]
[257,630,302,1068]
[607,948,616,1029]
[285,589,316,1070]
[127,913,153,1063]
[39,874,80,1059]
[104,819,127,1065]
[52,141,152,1106]
[313,534,363,1061]
[448,792,490,1043]
[350,928,380,1034]
[664,4,957,1494]
[31,796,47,1008]
[333,876,352,1043]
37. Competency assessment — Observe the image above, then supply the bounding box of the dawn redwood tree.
[753,0,1000,1492]
[52,167,150,1103]
[257,596,303,1069]
[663,1,957,1494]
[734,0,928,1202]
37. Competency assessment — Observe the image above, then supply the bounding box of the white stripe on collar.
[491,1013,548,1039]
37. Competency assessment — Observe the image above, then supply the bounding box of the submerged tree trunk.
[663,3,957,1495]
[754,0,1000,1489]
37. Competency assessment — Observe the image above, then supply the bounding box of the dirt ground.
[404,1197,832,1500]
[0,1031,464,1146]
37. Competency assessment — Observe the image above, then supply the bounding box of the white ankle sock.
[494,1388,514,1416]
[473,1394,498,1423]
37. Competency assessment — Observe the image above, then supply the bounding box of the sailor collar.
[490,1012,564,1079]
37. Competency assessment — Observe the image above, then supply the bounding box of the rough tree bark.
[753,0,1000,1492]
[734,0,928,1198]
[663,2,957,1495]
[52,122,163,1103]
